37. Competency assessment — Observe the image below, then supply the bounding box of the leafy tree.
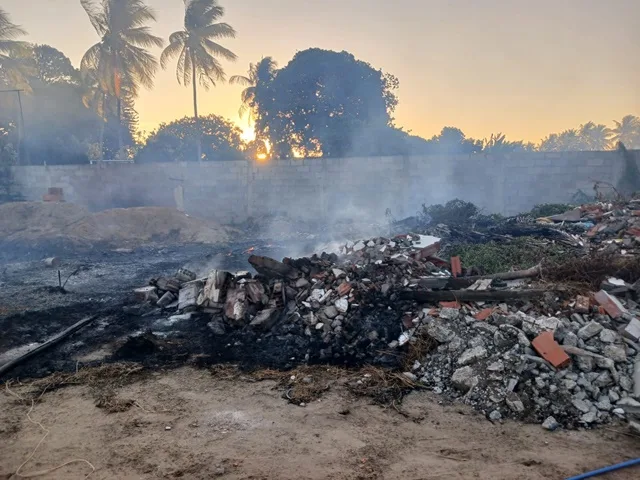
[32,44,80,85]
[229,56,277,122]
[80,0,163,151]
[428,127,482,154]
[578,122,612,150]
[161,0,236,119]
[0,7,31,89]
[255,49,399,158]
[136,114,244,163]
[612,115,640,149]
[482,133,536,153]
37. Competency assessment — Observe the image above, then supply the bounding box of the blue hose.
[565,458,640,480]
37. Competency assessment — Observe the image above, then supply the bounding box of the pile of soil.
[0,202,232,247]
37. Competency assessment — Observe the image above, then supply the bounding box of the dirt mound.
[0,202,231,246]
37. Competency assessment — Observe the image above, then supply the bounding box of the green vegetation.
[528,203,574,218]
[450,237,566,275]
[421,199,503,227]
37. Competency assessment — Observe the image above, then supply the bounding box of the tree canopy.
[250,49,399,158]
[136,114,245,162]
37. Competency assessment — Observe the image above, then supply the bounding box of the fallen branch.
[0,315,99,378]
[465,264,542,282]
[399,289,549,302]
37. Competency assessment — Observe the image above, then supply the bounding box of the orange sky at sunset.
[4,0,640,143]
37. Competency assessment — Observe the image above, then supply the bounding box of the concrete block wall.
[10,150,634,223]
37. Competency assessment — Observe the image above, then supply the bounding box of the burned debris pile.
[131,199,640,432]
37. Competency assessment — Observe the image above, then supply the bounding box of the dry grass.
[347,366,423,406]
[543,254,640,289]
[8,363,146,414]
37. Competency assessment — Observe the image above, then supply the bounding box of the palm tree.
[579,122,612,150]
[0,7,31,89]
[229,57,278,122]
[612,115,640,148]
[161,0,237,119]
[80,0,163,152]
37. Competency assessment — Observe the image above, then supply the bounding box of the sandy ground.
[1,367,638,480]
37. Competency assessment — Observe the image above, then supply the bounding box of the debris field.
[119,198,640,434]
[3,198,640,439]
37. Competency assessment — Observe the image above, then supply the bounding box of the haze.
[5,0,639,142]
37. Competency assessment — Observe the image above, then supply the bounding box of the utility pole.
[0,89,26,165]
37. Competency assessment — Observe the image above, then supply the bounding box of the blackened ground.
[0,236,403,381]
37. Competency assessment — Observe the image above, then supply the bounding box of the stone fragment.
[489,410,502,422]
[622,318,640,342]
[487,360,504,372]
[427,320,456,343]
[572,399,591,413]
[603,345,627,363]
[295,278,310,288]
[457,346,488,366]
[599,329,617,344]
[521,316,561,336]
[594,371,613,388]
[580,411,598,424]
[250,308,281,330]
[334,297,349,314]
[506,393,525,413]
[178,281,202,311]
[577,321,604,340]
[542,416,560,431]
[157,291,177,308]
[562,331,579,347]
[451,366,477,392]
[439,308,460,320]
[576,355,594,372]
[323,306,339,319]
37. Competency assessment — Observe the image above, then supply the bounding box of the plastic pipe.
[565,457,640,480]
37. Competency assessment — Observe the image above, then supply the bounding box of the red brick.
[594,290,627,318]
[450,256,462,278]
[532,331,571,368]
[337,282,352,297]
[474,308,494,321]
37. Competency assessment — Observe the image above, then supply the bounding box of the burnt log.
[249,255,300,280]
[400,289,550,303]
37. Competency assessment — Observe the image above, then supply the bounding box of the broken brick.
[337,282,353,297]
[450,256,462,278]
[532,331,571,368]
[594,290,627,318]
[474,308,494,321]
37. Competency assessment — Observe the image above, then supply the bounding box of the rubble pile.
[136,234,448,367]
[133,200,640,431]
[411,302,640,429]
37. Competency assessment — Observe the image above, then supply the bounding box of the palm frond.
[122,27,164,48]
[161,37,184,69]
[202,38,237,62]
[229,74,251,86]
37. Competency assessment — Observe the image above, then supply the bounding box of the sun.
[241,126,255,142]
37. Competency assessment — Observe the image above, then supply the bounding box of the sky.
[4,0,640,143]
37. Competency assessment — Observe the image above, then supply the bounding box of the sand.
[0,202,231,246]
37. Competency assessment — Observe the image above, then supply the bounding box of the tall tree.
[612,115,640,149]
[229,57,278,122]
[256,49,399,158]
[80,0,163,153]
[0,7,30,89]
[160,0,237,119]
[578,121,612,151]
